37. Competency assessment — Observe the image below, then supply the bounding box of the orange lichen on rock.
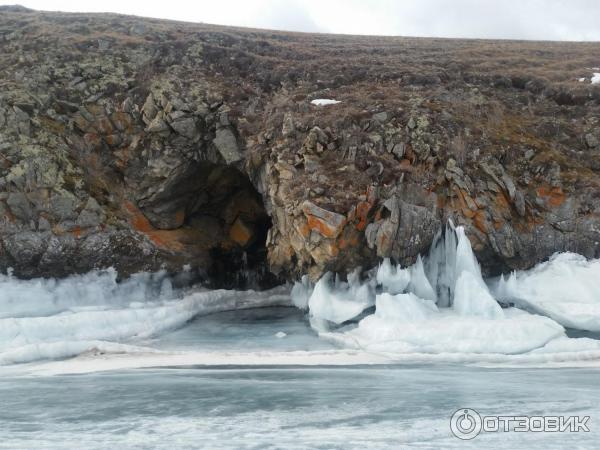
[229,217,254,247]
[473,210,489,234]
[302,201,347,239]
[125,201,153,232]
[71,226,82,238]
[536,186,566,208]
[354,201,373,231]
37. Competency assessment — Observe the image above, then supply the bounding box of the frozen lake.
[3,229,600,448]
[1,307,599,449]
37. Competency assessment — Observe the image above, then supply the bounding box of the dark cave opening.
[138,161,279,290]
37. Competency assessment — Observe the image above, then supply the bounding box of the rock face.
[1,7,600,283]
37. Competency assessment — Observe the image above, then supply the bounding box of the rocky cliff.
[1,6,600,285]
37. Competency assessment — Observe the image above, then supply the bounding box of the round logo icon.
[450,408,482,440]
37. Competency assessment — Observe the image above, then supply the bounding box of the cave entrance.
[139,161,277,289]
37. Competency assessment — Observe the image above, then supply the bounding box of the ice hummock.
[0,270,292,365]
[307,270,375,331]
[295,222,600,356]
[493,252,600,331]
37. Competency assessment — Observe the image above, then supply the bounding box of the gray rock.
[213,128,242,164]
[141,94,158,124]
[2,231,47,265]
[391,142,405,159]
[170,117,199,140]
[514,190,526,217]
[282,112,295,137]
[49,193,78,221]
[146,114,170,133]
[372,111,389,123]
[77,196,104,228]
[585,133,599,148]
[501,173,516,201]
[7,192,33,221]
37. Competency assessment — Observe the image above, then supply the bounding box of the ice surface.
[493,252,600,331]
[3,363,600,450]
[310,98,341,106]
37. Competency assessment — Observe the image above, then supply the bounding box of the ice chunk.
[310,99,341,106]
[0,273,292,365]
[375,292,438,322]
[423,224,501,317]
[275,331,287,338]
[323,307,564,355]
[425,223,458,307]
[592,73,600,84]
[454,226,484,280]
[291,275,313,310]
[308,271,374,326]
[376,258,410,294]
[407,255,437,302]
[0,268,174,319]
[454,271,503,319]
[492,252,600,331]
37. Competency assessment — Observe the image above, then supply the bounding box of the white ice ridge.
[0,268,174,319]
[493,252,600,332]
[296,222,600,356]
[0,270,291,365]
